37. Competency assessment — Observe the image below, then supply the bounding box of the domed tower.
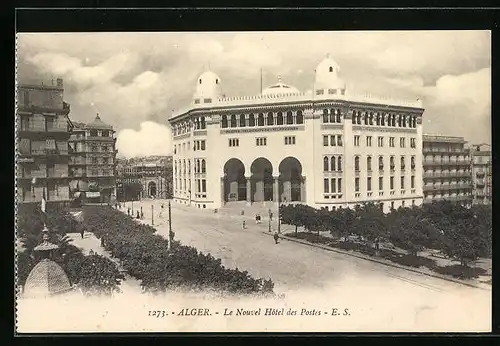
[22,226,72,298]
[314,54,346,98]
[193,70,222,105]
[261,75,301,97]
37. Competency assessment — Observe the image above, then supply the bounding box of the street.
[118,199,491,331]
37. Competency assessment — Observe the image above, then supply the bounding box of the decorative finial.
[277,75,282,83]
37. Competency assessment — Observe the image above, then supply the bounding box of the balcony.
[85,136,116,142]
[31,148,68,156]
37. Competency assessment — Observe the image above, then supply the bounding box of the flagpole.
[260,68,263,94]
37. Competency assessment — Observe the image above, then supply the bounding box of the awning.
[86,192,101,198]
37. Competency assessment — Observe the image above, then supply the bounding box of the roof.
[261,77,300,96]
[72,121,86,129]
[84,114,113,130]
[23,259,72,298]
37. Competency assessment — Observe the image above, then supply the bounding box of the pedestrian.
[242,220,246,229]
[257,214,261,224]
[136,211,140,219]
[80,229,84,239]
[270,212,273,221]
[141,211,144,220]
[274,232,279,244]
[255,214,259,224]
[127,207,130,216]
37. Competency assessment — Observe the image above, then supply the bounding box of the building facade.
[422,135,473,206]
[116,156,173,200]
[169,55,425,212]
[470,144,492,205]
[16,78,73,205]
[68,114,117,203]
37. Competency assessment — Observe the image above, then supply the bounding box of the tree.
[352,202,388,245]
[389,214,437,256]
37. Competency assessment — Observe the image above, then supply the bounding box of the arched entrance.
[223,158,246,202]
[279,157,304,202]
[251,158,274,202]
[148,181,157,197]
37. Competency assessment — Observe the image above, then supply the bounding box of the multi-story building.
[169,55,425,212]
[470,143,492,205]
[68,114,117,203]
[116,156,173,200]
[422,135,473,206]
[16,78,73,206]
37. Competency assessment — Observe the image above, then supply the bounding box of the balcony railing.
[31,148,68,156]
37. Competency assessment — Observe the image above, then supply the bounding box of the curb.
[262,232,490,291]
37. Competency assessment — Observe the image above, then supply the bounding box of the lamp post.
[151,204,154,225]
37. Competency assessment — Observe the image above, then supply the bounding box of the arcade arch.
[278,157,304,202]
[223,158,246,202]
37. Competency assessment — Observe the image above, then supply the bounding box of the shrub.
[433,265,487,280]
[82,205,274,296]
[17,251,35,288]
[76,254,125,296]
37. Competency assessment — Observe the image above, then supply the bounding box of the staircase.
[219,201,277,218]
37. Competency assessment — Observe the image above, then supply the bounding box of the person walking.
[274,231,280,244]
[127,207,130,216]
[255,214,259,224]
[136,210,140,219]
[80,228,84,239]
[242,220,246,230]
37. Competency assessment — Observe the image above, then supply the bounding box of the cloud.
[16,31,491,151]
[421,68,491,144]
[115,122,172,158]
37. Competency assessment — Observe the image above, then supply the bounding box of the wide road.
[122,199,491,332]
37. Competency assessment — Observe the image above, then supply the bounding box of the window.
[379,177,383,190]
[400,137,406,148]
[276,112,284,125]
[355,178,360,192]
[221,115,228,128]
[285,136,296,145]
[331,178,336,193]
[23,90,30,106]
[323,135,329,146]
[256,137,267,146]
[329,66,333,72]
[201,140,206,151]
[367,156,372,171]
[216,79,219,84]
[390,176,394,190]
[410,138,416,148]
[391,201,395,209]
[296,110,304,124]
[411,156,416,169]
[204,98,212,103]
[324,178,329,193]
[239,114,246,127]
[337,157,342,171]
[286,111,293,124]
[317,89,324,95]
[412,199,415,206]
[411,175,415,189]
[229,138,239,147]
[366,136,372,147]
[201,160,206,173]
[323,109,328,123]
[390,156,395,170]
[323,157,329,171]
[379,156,384,171]
[258,113,265,126]
[354,135,360,146]
[402,200,405,207]
[401,156,405,170]
[330,157,336,171]
[378,136,384,147]
[354,156,360,172]
[327,135,334,146]
[367,177,372,191]
[249,114,256,127]
[201,179,206,193]
[401,176,405,189]
[199,79,202,84]
[267,112,274,126]
[338,178,342,193]
[337,135,343,146]
[389,137,395,147]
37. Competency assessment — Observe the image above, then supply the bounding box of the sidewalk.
[263,231,491,291]
[67,232,143,295]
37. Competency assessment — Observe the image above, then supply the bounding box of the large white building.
[169,55,425,212]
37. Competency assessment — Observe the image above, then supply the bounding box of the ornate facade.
[169,55,425,212]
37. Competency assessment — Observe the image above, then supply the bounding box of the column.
[255,178,264,202]
[284,180,292,202]
[246,176,252,204]
[220,177,225,205]
[301,176,306,202]
[273,176,280,202]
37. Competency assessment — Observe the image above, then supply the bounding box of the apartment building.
[470,143,492,204]
[17,78,73,205]
[422,135,473,206]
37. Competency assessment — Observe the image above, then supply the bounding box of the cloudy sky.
[17,31,491,158]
